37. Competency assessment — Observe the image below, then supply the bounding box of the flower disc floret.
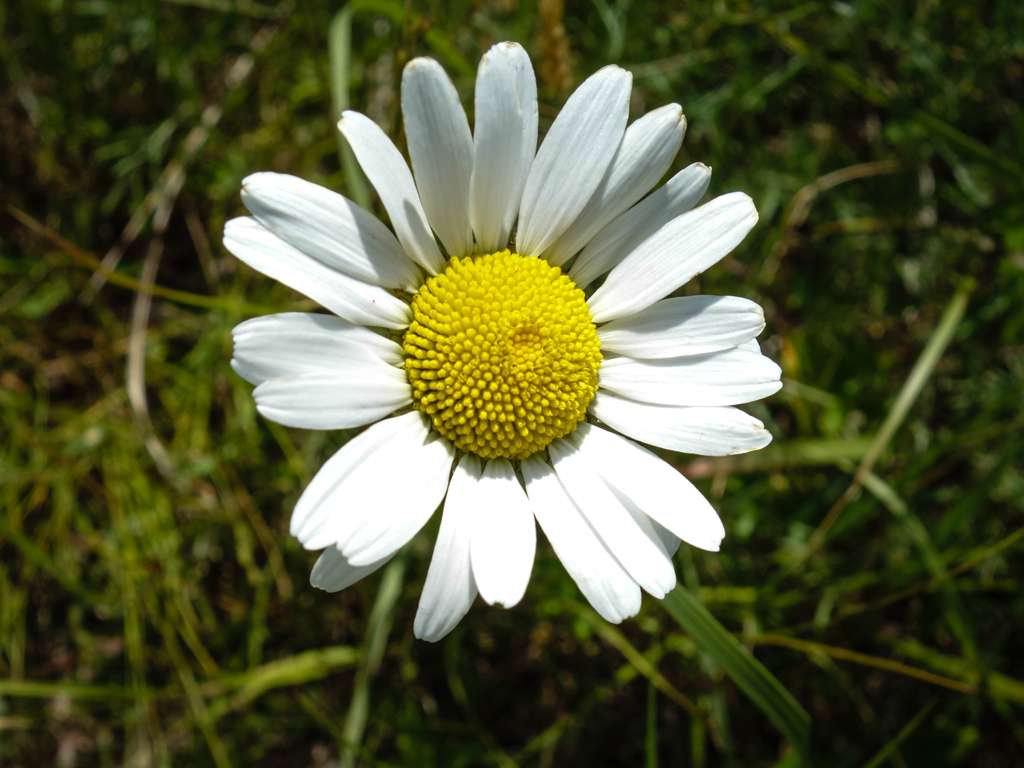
[403,250,601,459]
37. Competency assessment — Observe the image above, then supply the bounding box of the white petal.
[588,193,758,323]
[341,434,455,566]
[610,485,684,560]
[571,424,725,552]
[310,547,391,593]
[598,295,765,359]
[414,454,481,642]
[591,392,773,456]
[516,66,632,257]
[224,217,410,329]
[545,104,686,267]
[253,365,410,430]
[621,494,681,559]
[241,173,421,291]
[337,111,445,274]
[548,437,676,598]
[291,412,454,565]
[521,456,641,623]
[231,312,402,386]
[599,347,782,407]
[648,517,681,558]
[291,412,425,545]
[570,163,711,289]
[470,459,536,608]
[402,58,474,258]
[470,42,538,252]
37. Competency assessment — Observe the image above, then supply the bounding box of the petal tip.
[222,215,247,237]
[240,171,269,190]
[485,40,525,59]
[228,357,246,379]
[595,63,632,84]
[733,191,759,220]
[403,56,441,77]
[478,587,525,610]
[336,110,360,131]
[413,625,446,643]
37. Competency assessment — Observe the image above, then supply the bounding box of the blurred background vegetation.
[2,0,1023,765]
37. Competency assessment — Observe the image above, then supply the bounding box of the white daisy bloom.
[225,42,780,641]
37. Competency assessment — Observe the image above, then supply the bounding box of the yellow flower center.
[403,250,601,460]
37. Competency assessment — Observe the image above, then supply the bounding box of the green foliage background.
[2,0,1023,765]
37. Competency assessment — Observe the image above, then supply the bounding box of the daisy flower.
[225,42,780,641]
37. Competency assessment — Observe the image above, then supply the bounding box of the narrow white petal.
[231,312,402,386]
[290,412,454,565]
[414,455,481,642]
[591,392,773,456]
[571,424,725,552]
[224,217,410,329]
[599,347,783,407]
[338,111,445,274]
[588,193,758,323]
[402,58,474,258]
[570,163,711,289]
[521,456,641,623]
[545,104,686,267]
[622,495,681,559]
[241,173,421,291]
[470,459,536,608]
[611,483,684,559]
[516,66,632,257]
[598,295,765,359]
[549,437,676,598]
[310,547,391,593]
[470,42,538,252]
[253,366,410,430]
[648,517,681,557]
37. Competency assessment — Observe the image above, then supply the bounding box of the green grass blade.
[327,8,370,207]
[860,700,935,768]
[661,587,810,756]
[339,558,406,768]
[852,280,974,478]
[859,470,977,664]
[579,607,701,716]
[894,640,1024,705]
[645,681,658,768]
[806,279,975,552]
[206,645,360,720]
